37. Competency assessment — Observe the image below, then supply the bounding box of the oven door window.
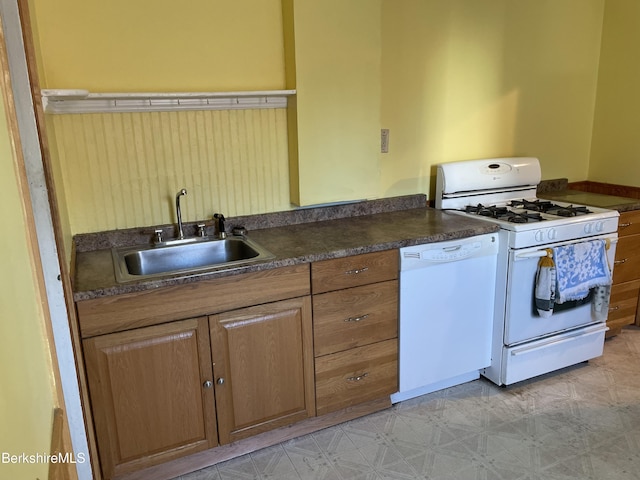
[504,239,615,346]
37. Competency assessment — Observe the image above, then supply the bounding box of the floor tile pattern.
[176,327,640,480]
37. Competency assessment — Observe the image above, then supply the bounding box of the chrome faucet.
[175,188,187,239]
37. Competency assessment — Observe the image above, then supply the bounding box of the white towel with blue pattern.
[552,239,611,304]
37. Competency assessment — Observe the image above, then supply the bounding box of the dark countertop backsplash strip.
[74,194,427,253]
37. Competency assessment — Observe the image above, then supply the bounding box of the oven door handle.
[515,237,618,261]
[515,251,550,259]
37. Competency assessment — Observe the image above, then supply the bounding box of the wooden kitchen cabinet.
[311,250,399,415]
[83,317,217,479]
[608,210,640,336]
[209,297,315,444]
[77,265,312,478]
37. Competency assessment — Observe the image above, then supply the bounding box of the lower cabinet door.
[83,317,217,479]
[210,297,315,444]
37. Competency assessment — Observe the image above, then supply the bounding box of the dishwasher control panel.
[400,234,498,268]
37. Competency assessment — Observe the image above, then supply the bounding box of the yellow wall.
[31,0,285,91]
[0,81,56,480]
[589,0,640,186]
[284,0,381,206]
[32,1,611,240]
[380,0,605,199]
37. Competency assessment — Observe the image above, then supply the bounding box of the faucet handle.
[196,223,207,237]
[153,229,164,244]
[213,213,226,239]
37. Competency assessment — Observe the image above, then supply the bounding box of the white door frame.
[0,1,92,479]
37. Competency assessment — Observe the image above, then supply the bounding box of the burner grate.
[508,199,592,217]
[507,212,544,223]
[463,204,546,223]
[546,204,592,217]
[508,199,555,212]
[464,204,508,218]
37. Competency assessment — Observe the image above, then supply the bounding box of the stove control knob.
[548,228,557,240]
[584,223,593,234]
[535,230,544,242]
[595,221,604,232]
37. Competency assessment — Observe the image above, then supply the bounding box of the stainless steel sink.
[112,236,275,283]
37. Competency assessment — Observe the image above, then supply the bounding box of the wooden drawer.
[315,339,398,416]
[618,210,640,237]
[311,250,398,294]
[313,280,398,357]
[613,235,640,285]
[607,280,640,332]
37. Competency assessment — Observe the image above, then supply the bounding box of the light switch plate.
[381,129,389,153]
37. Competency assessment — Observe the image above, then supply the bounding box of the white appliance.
[435,157,619,386]
[391,233,499,403]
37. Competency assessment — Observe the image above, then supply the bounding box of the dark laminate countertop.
[540,190,640,212]
[537,180,640,212]
[73,201,499,301]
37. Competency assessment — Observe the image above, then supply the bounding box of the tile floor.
[176,327,640,480]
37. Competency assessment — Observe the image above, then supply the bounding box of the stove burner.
[507,212,544,223]
[546,204,592,217]
[463,204,545,223]
[508,199,554,212]
[508,199,592,217]
[464,204,508,218]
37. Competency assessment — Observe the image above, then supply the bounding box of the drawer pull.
[609,306,620,312]
[614,259,627,265]
[345,267,369,275]
[346,372,369,382]
[344,314,370,323]
[619,222,632,228]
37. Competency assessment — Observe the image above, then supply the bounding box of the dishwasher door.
[392,233,499,403]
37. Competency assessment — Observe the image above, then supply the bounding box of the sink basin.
[112,236,275,283]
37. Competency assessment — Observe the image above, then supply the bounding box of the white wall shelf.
[41,89,296,114]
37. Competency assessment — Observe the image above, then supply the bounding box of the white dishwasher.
[391,233,499,403]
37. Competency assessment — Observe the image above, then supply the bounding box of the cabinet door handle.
[614,259,627,265]
[216,378,225,385]
[619,222,632,228]
[609,306,620,312]
[346,372,369,382]
[344,313,370,323]
[345,267,369,275]
[203,380,213,389]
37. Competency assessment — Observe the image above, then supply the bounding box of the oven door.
[504,233,617,346]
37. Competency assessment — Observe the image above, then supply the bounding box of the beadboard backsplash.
[49,108,291,235]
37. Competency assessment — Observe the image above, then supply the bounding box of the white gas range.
[435,157,619,386]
